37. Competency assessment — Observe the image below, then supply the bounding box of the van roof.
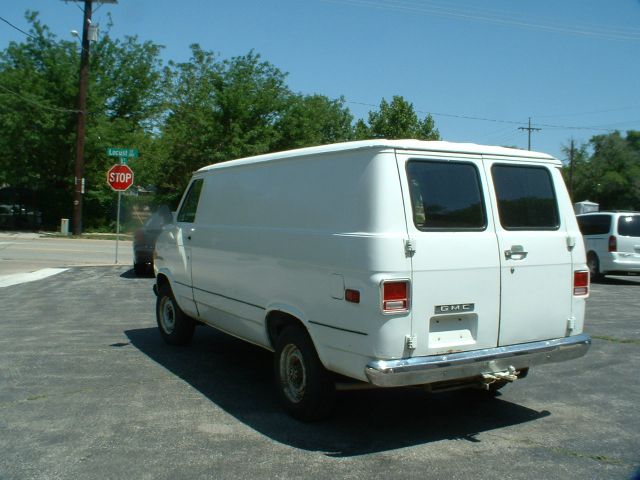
[197,139,560,172]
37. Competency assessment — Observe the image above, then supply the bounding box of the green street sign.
[107,147,139,158]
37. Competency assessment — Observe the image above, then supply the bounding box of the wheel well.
[156,273,170,291]
[266,311,306,349]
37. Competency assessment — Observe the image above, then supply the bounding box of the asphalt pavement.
[0,267,638,479]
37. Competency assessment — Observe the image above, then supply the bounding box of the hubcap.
[160,296,176,334]
[588,256,598,276]
[279,344,306,404]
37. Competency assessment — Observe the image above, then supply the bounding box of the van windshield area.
[617,215,640,236]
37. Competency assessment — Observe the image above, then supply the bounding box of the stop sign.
[107,164,134,191]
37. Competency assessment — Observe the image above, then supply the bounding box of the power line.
[0,84,81,114]
[0,15,39,40]
[322,0,640,42]
[345,100,620,133]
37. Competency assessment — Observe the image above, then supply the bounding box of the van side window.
[492,165,559,230]
[406,160,487,230]
[177,179,203,223]
[577,215,611,235]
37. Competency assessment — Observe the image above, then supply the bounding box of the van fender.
[154,268,199,318]
[264,302,332,368]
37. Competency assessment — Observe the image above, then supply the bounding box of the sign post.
[106,161,134,264]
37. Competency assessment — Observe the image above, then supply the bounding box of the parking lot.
[1,266,639,479]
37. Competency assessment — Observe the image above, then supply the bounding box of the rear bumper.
[365,334,591,387]
[602,252,640,274]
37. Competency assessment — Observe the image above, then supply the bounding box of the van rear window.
[618,216,640,236]
[406,160,486,231]
[492,165,559,230]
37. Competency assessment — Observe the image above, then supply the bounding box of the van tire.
[587,252,603,282]
[274,324,335,421]
[156,283,195,345]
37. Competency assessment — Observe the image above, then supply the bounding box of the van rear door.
[483,160,573,345]
[396,152,501,356]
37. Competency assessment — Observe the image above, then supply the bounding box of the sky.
[1,0,640,162]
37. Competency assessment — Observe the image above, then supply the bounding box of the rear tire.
[274,324,335,421]
[156,283,195,345]
[587,252,604,282]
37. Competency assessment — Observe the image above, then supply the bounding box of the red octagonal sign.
[107,164,134,191]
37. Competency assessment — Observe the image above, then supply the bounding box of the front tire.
[156,283,195,345]
[274,324,335,421]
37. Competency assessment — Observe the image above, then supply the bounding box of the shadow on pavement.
[120,268,154,279]
[125,326,550,457]
[595,276,640,286]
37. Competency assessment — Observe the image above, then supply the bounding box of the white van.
[153,140,591,420]
[577,211,640,280]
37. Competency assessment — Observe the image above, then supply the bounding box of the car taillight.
[381,280,410,313]
[608,235,617,252]
[573,270,589,296]
[135,230,145,243]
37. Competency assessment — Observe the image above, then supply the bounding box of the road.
[0,232,132,275]
[0,264,638,479]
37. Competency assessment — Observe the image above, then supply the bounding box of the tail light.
[135,229,145,243]
[381,280,410,313]
[608,235,617,252]
[573,270,589,296]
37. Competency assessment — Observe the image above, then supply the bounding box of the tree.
[355,96,440,141]
[274,94,353,151]
[564,131,640,209]
[0,12,165,228]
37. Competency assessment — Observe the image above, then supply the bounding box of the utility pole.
[518,117,541,151]
[71,0,92,235]
[68,0,117,235]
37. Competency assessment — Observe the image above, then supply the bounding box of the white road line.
[0,268,69,288]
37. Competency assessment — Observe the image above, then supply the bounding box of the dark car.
[133,206,172,275]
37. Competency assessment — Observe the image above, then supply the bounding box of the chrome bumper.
[365,334,591,387]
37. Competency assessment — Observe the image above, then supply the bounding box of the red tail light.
[381,280,410,313]
[573,270,589,296]
[608,235,617,252]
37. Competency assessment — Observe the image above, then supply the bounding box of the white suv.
[577,211,640,280]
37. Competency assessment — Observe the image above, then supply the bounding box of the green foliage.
[563,131,640,210]
[0,12,165,228]
[355,96,440,141]
[0,13,442,229]
[154,46,356,205]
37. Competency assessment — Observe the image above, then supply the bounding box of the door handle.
[505,245,528,260]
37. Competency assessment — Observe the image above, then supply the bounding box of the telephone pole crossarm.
[518,117,541,151]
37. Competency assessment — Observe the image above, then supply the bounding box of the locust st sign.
[106,147,139,158]
[107,164,134,191]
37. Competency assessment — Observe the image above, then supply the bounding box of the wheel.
[587,252,603,282]
[156,283,195,345]
[274,324,335,421]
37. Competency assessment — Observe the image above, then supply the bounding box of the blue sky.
[2,0,639,161]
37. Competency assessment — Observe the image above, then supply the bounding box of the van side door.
[483,160,573,345]
[164,177,203,317]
